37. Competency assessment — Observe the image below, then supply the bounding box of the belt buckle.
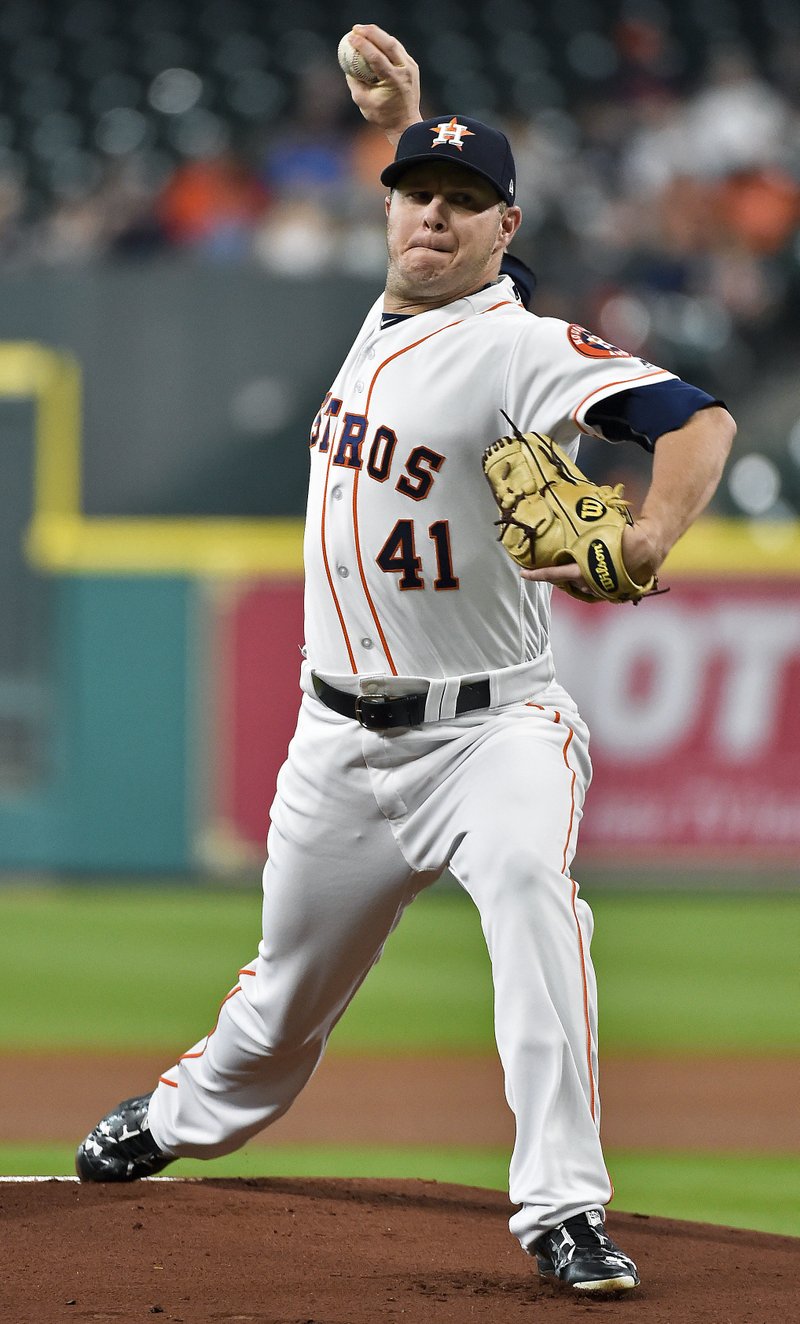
[354,692,393,729]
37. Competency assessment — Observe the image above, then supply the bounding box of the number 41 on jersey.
[376,520,459,591]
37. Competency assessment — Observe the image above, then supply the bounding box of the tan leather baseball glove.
[482,419,658,604]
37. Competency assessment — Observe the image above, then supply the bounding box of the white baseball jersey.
[147,273,676,1254]
[304,274,674,685]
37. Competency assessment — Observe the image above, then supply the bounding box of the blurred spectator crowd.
[0,0,799,514]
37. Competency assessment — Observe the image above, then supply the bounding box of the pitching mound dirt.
[2,1177,797,1322]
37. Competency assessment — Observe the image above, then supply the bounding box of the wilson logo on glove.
[587,540,618,594]
[481,413,664,605]
[575,496,607,522]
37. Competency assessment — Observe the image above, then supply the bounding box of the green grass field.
[1,882,798,1235]
[2,884,798,1053]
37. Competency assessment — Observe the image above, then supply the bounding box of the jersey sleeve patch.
[567,324,632,360]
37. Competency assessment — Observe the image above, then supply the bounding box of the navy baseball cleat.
[534,1208,640,1294]
[76,1093,173,1182]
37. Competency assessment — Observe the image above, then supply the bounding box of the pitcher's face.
[385,163,521,309]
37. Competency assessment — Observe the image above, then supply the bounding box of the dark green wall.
[0,263,379,519]
[0,577,192,872]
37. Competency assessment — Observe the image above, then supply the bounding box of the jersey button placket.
[326,400,377,668]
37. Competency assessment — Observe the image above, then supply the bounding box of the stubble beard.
[385,242,500,309]
[385,248,454,304]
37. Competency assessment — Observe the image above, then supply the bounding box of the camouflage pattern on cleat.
[75,1093,173,1182]
[534,1208,640,1294]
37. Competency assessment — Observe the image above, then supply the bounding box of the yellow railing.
[9,341,800,579]
[26,515,306,576]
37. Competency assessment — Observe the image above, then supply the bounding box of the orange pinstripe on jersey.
[346,301,518,674]
[571,368,668,429]
[320,436,358,672]
[353,316,467,673]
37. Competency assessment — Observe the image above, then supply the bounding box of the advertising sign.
[551,579,800,858]
[214,576,800,865]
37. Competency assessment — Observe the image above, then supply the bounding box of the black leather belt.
[312,673,492,730]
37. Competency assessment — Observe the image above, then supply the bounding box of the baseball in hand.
[337,32,380,84]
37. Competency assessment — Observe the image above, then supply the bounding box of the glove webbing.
[497,410,634,539]
[494,411,667,602]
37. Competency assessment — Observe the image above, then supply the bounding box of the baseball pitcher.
[76,24,735,1296]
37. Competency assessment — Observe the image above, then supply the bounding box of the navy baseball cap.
[381,115,517,205]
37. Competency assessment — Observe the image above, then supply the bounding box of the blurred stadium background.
[0,0,798,1235]
[0,0,798,871]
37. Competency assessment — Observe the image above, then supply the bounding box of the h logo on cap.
[430,117,475,151]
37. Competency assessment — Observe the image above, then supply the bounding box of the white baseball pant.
[147,681,613,1248]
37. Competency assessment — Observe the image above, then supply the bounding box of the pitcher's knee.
[482,851,563,909]
[261,1013,327,1055]
[243,970,343,1055]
